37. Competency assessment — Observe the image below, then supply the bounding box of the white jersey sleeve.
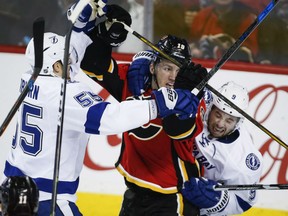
[194,124,263,216]
[69,31,92,80]
[85,100,154,135]
[4,73,154,202]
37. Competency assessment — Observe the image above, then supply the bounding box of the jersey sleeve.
[202,186,259,216]
[84,100,153,135]
[65,81,155,135]
[68,31,93,80]
[214,155,263,215]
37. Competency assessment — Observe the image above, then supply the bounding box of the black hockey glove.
[174,62,207,98]
[96,4,132,47]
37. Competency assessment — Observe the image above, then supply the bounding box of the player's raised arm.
[69,2,132,101]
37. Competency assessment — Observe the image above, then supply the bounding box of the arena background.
[0,48,287,215]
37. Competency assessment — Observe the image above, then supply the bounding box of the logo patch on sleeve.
[246,153,261,170]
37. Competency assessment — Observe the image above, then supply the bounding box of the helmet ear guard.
[154,34,192,65]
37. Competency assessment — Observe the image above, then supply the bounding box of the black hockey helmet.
[154,35,192,65]
[0,176,39,216]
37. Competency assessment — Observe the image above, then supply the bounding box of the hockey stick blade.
[214,183,288,191]
[0,17,44,137]
[33,17,44,69]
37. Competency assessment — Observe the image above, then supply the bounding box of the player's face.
[207,106,239,138]
[151,59,180,89]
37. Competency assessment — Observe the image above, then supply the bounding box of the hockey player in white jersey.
[2,3,201,216]
[182,81,263,215]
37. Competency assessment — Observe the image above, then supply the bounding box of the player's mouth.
[211,126,225,137]
[166,82,174,88]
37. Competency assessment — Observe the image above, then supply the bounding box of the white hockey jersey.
[193,122,263,216]
[3,32,155,202]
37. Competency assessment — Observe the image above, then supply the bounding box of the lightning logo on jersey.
[245,153,261,171]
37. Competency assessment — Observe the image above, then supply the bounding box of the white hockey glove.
[151,87,199,119]
[68,0,108,33]
[182,177,230,215]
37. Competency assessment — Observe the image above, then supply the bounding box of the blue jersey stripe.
[84,102,110,134]
[236,195,252,212]
[4,161,79,195]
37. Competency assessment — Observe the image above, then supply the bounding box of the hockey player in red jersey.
[79,4,208,213]
[82,34,208,215]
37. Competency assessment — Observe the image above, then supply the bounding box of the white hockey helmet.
[25,32,66,76]
[213,81,249,118]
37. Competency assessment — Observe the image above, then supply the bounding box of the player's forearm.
[71,31,93,64]
[85,100,156,135]
[80,29,114,78]
[162,115,197,140]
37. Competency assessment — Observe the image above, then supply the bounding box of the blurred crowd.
[0,0,287,66]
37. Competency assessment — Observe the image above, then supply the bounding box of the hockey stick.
[191,0,280,95]
[214,183,288,191]
[50,0,91,215]
[120,0,280,93]
[117,0,288,150]
[121,23,181,67]
[0,17,44,137]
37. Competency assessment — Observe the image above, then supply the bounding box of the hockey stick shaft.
[191,0,280,95]
[122,23,182,67]
[214,183,288,191]
[0,17,44,137]
[50,0,90,215]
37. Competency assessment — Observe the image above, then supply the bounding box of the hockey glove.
[152,87,199,119]
[182,177,229,214]
[174,61,207,93]
[96,4,132,47]
[127,50,156,96]
[68,0,108,33]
